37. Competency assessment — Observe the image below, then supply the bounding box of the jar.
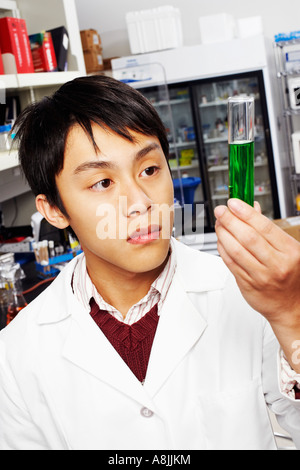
[0,124,12,151]
[296,193,300,212]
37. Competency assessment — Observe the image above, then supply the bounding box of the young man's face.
[55,124,174,276]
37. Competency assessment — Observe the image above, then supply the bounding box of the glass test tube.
[228,96,255,207]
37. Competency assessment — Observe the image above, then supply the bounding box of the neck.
[84,253,169,319]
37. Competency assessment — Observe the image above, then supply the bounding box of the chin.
[126,238,171,273]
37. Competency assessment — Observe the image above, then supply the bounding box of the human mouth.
[127,225,161,245]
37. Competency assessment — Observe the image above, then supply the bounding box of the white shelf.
[0,0,17,11]
[170,161,199,172]
[208,159,269,172]
[0,71,83,92]
[170,140,196,149]
[0,0,86,206]
[199,100,228,108]
[212,190,271,201]
[153,98,190,107]
[17,71,83,89]
[0,150,19,171]
[0,74,19,89]
[204,136,228,144]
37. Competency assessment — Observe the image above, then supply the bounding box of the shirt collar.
[72,239,177,318]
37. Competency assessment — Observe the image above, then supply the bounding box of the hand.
[214,199,300,371]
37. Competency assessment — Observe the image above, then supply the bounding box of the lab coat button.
[141,407,154,418]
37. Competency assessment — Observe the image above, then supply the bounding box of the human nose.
[121,181,153,218]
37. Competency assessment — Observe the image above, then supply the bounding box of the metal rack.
[274,38,300,215]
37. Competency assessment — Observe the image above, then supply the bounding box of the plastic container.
[296,194,300,212]
[292,132,300,173]
[199,13,236,45]
[126,6,183,54]
[173,177,201,205]
[0,124,12,151]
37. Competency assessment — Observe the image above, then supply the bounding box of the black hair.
[13,75,169,217]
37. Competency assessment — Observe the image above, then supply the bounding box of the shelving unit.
[0,0,86,192]
[0,150,19,172]
[274,38,300,215]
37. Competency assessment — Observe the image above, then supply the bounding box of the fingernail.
[214,205,227,218]
[228,198,244,213]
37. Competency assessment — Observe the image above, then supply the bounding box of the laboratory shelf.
[0,150,19,172]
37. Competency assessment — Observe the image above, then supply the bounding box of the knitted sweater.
[90,298,159,383]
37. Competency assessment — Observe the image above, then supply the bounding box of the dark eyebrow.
[73,142,162,175]
[135,142,161,161]
[73,160,116,175]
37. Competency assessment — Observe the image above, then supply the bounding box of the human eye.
[140,166,160,177]
[90,178,113,192]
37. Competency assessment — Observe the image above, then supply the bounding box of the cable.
[22,277,56,296]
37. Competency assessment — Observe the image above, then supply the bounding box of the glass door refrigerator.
[112,37,285,252]
[140,82,207,238]
[138,72,280,233]
[193,71,281,225]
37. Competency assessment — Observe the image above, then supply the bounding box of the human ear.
[35,195,69,230]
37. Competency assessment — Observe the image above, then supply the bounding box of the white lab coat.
[0,238,299,450]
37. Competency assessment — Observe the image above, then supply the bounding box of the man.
[0,75,299,450]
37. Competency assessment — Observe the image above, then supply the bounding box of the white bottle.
[126,11,143,54]
[140,9,160,53]
[158,6,183,50]
[292,132,300,174]
[0,124,12,152]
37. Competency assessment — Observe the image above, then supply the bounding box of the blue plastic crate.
[173,177,201,205]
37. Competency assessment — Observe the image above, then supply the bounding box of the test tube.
[228,96,255,207]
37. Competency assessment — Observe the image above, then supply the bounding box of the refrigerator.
[112,36,286,252]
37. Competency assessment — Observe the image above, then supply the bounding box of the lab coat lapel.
[145,271,207,397]
[61,295,156,410]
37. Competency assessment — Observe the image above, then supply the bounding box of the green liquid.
[229,141,254,207]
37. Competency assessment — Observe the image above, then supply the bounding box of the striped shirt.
[72,239,176,325]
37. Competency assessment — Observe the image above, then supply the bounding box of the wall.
[75,0,300,58]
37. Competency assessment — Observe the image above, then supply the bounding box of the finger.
[216,237,258,292]
[254,201,262,214]
[215,221,264,280]
[215,205,277,267]
[214,205,227,219]
[227,198,288,251]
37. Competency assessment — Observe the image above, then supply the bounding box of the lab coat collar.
[37,238,227,326]
[36,240,227,403]
[171,237,228,292]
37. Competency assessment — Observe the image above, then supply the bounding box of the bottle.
[6,283,27,325]
[0,124,12,151]
[296,193,300,212]
[228,96,255,207]
[0,286,8,330]
[0,262,27,326]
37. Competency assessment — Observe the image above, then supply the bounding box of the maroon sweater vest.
[90,299,159,383]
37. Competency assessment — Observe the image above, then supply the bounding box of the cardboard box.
[103,57,119,71]
[47,26,69,72]
[273,217,300,242]
[29,32,58,73]
[80,29,101,50]
[83,46,104,73]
